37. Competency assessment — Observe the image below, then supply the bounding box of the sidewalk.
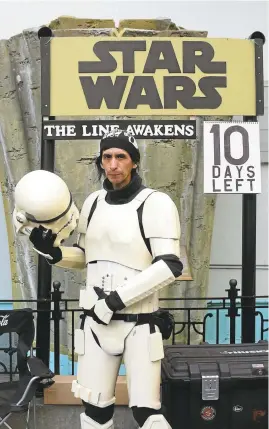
[6,402,138,429]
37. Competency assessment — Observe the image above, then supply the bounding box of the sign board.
[42,119,196,140]
[41,37,261,117]
[203,121,261,194]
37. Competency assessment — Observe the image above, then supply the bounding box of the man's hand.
[89,287,126,325]
[29,225,62,263]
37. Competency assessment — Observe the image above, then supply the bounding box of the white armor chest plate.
[80,188,161,314]
[85,190,153,271]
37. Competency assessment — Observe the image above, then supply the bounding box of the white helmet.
[13,170,79,246]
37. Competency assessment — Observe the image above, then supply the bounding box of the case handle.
[189,363,200,379]
[219,362,230,378]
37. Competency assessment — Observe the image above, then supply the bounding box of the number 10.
[210,124,250,165]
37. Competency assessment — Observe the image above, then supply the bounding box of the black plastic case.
[161,342,268,429]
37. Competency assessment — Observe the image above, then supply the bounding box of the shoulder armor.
[77,190,101,234]
[142,191,181,239]
[97,189,107,201]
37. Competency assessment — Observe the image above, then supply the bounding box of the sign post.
[36,26,55,367]
[203,32,265,344]
[204,119,262,343]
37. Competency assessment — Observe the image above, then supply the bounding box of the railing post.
[51,281,63,374]
[226,279,240,344]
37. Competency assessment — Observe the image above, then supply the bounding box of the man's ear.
[133,164,137,169]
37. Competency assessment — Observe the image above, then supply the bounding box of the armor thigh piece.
[72,317,122,408]
[73,316,135,407]
[123,323,164,410]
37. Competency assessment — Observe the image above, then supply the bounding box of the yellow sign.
[46,37,256,116]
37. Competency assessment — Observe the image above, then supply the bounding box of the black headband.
[100,136,140,162]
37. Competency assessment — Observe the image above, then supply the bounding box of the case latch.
[202,375,219,400]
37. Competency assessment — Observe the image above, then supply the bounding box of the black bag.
[161,342,268,429]
[153,310,175,340]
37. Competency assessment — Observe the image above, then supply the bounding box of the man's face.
[101,148,136,189]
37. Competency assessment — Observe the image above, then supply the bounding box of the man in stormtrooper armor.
[17,130,183,429]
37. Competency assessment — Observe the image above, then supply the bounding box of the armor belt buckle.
[125,314,138,322]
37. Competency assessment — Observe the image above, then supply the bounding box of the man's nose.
[110,158,118,169]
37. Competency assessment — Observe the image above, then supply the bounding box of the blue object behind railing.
[205,298,268,344]
[0,303,13,310]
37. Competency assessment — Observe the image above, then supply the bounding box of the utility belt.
[82,308,175,340]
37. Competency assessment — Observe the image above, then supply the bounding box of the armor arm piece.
[50,191,101,270]
[107,193,183,310]
[53,245,86,269]
[114,239,181,309]
[52,218,87,269]
[150,237,183,278]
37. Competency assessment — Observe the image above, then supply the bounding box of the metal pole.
[36,26,55,367]
[226,279,239,344]
[36,137,55,366]
[51,281,63,375]
[241,32,265,343]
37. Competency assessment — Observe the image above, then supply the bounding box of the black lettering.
[183,41,226,73]
[224,166,232,178]
[125,76,163,109]
[212,180,221,192]
[163,76,196,108]
[79,76,128,109]
[236,166,243,178]
[197,76,227,108]
[211,124,221,165]
[224,179,232,191]
[224,125,249,165]
[79,41,146,73]
[164,76,226,109]
[212,166,221,178]
[143,41,181,73]
[236,179,244,191]
[247,178,255,191]
[247,166,255,178]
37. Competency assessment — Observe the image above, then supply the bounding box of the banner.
[203,121,261,194]
[42,37,259,117]
[42,120,196,140]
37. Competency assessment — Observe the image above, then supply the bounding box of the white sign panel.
[203,121,261,194]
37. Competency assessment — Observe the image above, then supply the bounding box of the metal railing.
[0,279,268,379]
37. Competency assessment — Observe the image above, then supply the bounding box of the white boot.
[141,415,172,429]
[80,413,114,429]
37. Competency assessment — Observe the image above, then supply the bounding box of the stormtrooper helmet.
[13,170,79,246]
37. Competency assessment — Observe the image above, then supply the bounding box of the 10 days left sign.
[203,121,261,194]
